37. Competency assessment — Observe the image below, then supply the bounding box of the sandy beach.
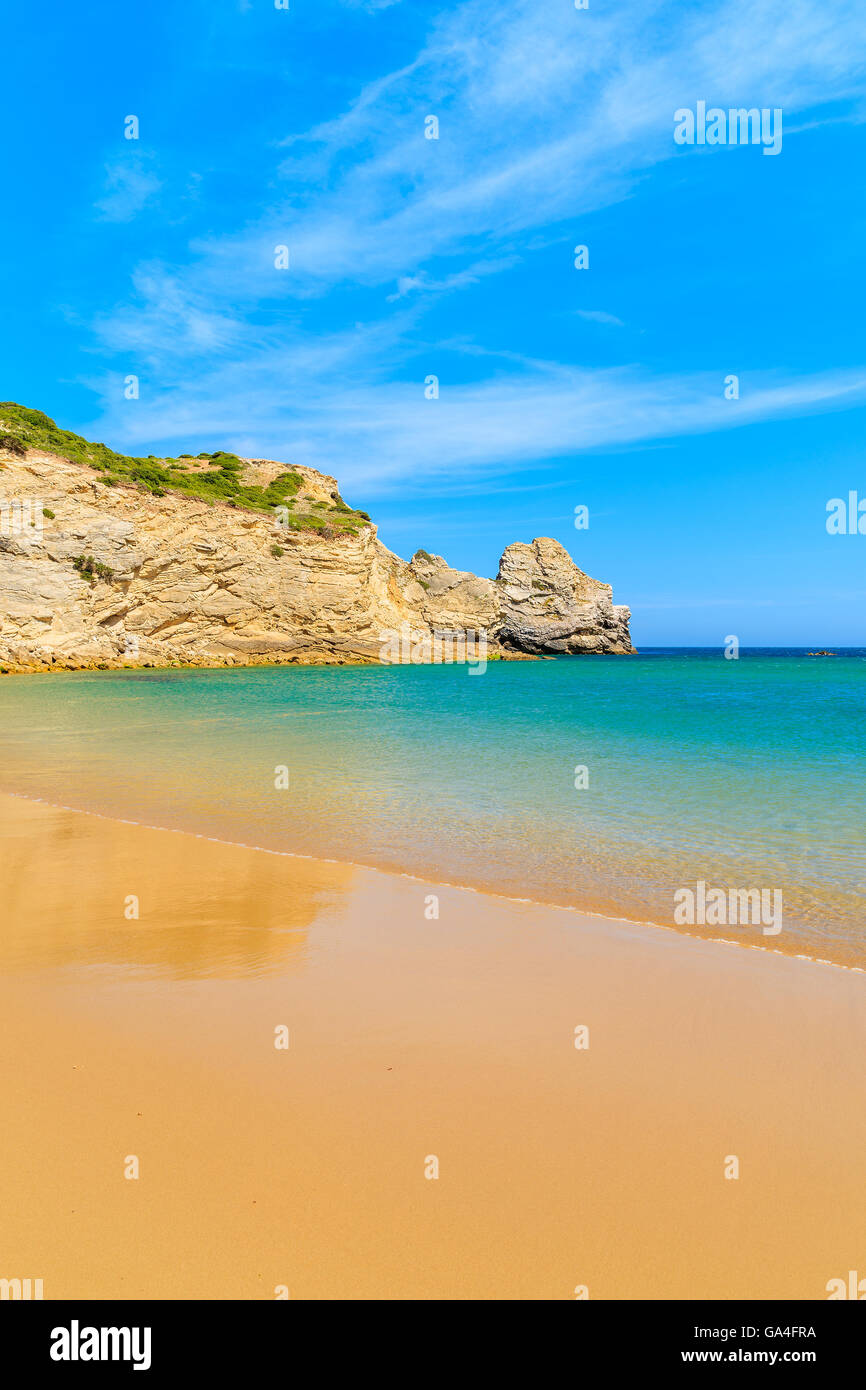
[1,789,864,1300]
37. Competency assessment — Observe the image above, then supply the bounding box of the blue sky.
[2,0,865,644]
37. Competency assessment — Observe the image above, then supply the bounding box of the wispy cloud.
[83,0,866,489]
[84,354,866,494]
[576,310,625,327]
[173,0,866,300]
[385,256,519,301]
[340,0,404,10]
[95,156,162,223]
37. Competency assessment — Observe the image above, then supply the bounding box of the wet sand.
[1,790,864,1300]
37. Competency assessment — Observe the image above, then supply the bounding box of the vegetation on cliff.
[0,402,369,536]
[72,554,114,582]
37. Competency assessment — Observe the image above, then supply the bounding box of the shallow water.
[1,649,864,965]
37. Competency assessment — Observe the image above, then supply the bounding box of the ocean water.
[1,650,864,967]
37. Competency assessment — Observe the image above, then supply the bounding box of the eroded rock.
[0,449,634,671]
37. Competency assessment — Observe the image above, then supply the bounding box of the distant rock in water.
[0,405,635,672]
[806,650,837,657]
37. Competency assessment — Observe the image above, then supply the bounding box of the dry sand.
[1,790,864,1300]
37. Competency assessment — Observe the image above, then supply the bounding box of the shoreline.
[0,650,542,676]
[2,789,866,1298]
[2,784,861,977]
[2,646,861,677]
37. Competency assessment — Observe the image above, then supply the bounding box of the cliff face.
[0,446,634,672]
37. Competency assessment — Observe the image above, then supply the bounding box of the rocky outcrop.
[0,446,634,672]
[496,537,634,654]
[407,550,501,635]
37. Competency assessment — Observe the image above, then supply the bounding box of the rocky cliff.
[0,425,634,673]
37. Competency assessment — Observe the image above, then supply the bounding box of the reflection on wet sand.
[1,793,353,979]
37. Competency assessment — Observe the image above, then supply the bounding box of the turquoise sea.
[1,650,864,967]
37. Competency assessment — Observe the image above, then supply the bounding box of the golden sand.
[1,791,864,1300]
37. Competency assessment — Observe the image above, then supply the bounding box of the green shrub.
[0,402,372,524]
[0,432,26,457]
[270,544,285,558]
[72,554,114,581]
[42,508,55,519]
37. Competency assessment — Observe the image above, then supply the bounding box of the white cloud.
[340,0,403,9]
[84,354,866,494]
[175,0,866,300]
[94,0,866,321]
[575,310,625,327]
[385,256,519,301]
[95,158,161,223]
[84,0,866,491]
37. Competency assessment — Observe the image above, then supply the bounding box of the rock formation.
[0,443,634,672]
[496,537,633,654]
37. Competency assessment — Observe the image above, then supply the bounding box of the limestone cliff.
[0,441,634,672]
[496,537,634,654]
